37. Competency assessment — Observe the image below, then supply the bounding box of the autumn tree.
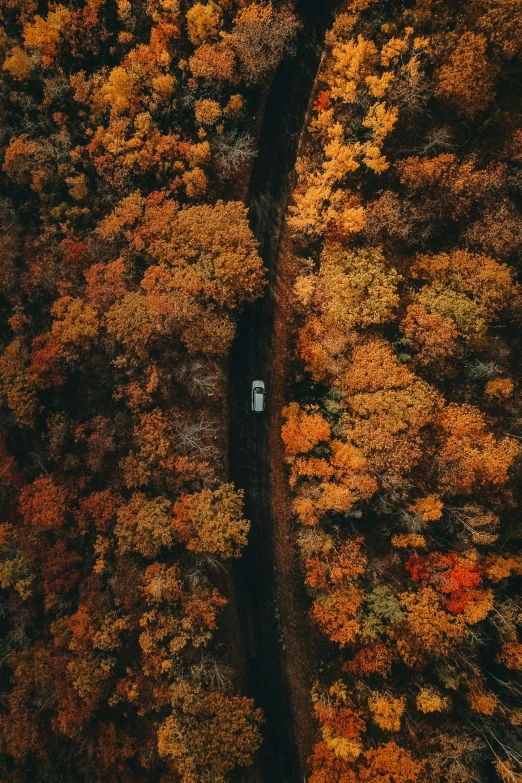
[312,680,366,764]
[114,493,173,557]
[434,32,499,118]
[293,244,399,383]
[295,245,399,343]
[225,2,298,82]
[3,47,33,80]
[158,680,263,782]
[411,250,521,340]
[102,195,264,355]
[340,339,442,482]
[357,742,423,783]
[139,563,227,666]
[172,483,250,559]
[435,403,519,495]
[368,692,406,731]
[190,42,236,81]
[187,2,222,46]
[397,587,467,665]
[400,304,461,371]
[19,477,67,530]
[282,402,331,460]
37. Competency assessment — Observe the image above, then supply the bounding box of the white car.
[252,380,266,412]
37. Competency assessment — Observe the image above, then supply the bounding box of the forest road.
[228,3,338,782]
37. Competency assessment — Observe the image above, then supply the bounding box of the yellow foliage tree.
[368,692,406,731]
[173,484,249,559]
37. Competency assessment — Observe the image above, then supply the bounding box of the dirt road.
[228,4,337,781]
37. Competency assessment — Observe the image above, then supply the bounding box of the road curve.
[228,4,338,781]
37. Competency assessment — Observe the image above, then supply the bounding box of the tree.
[392,534,427,549]
[186,2,222,46]
[344,641,394,678]
[295,317,353,383]
[305,536,367,591]
[475,0,522,58]
[368,692,406,731]
[416,687,450,713]
[405,551,484,614]
[468,680,497,715]
[139,564,227,664]
[189,42,236,81]
[398,154,507,221]
[23,5,71,64]
[140,198,263,309]
[411,250,521,339]
[289,438,377,526]
[435,403,519,495]
[409,494,443,522]
[84,258,128,310]
[364,190,415,244]
[75,415,118,474]
[105,292,155,358]
[309,741,358,783]
[0,338,39,426]
[464,200,522,260]
[312,680,365,763]
[426,732,485,783]
[194,98,222,126]
[358,742,423,783]
[1,135,55,192]
[485,378,514,400]
[397,587,467,665]
[434,32,499,118]
[225,2,298,82]
[0,555,34,599]
[281,403,331,459]
[29,333,65,389]
[360,584,404,640]
[325,35,378,104]
[103,196,264,356]
[294,245,400,333]
[41,541,82,609]
[19,477,67,530]
[311,588,364,647]
[3,47,33,80]
[498,643,522,671]
[400,304,461,371]
[51,296,100,357]
[77,490,121,532]
[114,493,173,557]
[0,644,57,763]
[340,339,442,480]
[362,102,398,146]
[172,484,250,559]
[158,682,262,782]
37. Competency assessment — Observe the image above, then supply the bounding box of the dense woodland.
[0,0,300,780]
[282,0,522,781]
[1,0,522,780]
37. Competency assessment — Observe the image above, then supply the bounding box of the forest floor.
[228,3,338,781]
